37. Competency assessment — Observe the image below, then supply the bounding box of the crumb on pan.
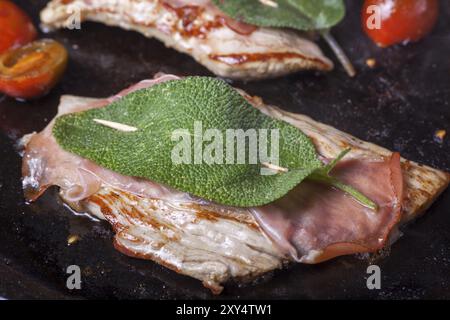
[366,58,377,68]
[434,129,446,144]
[67,234,80,245]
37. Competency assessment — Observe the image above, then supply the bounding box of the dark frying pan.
[0,0,449,299]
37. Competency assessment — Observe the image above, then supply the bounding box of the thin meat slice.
[22,74,187,203]
[84,187,284,294]
[251,153,403,263]
[20,75,449,293]
[40,0,333,80]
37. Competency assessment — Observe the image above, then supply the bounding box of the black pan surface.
[0,0,449,299]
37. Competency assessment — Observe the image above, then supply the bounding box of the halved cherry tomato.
[0,0,37,53]
[362,0,439,47]
[0,39,68,100]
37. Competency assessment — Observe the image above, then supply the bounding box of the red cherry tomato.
[0,0,37,54]
[362,0,439,47]
[0,39,68,100]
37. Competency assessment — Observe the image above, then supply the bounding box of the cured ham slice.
[21,75,450,293]
[40,0,333,80]
[252,154,403,263]
[22,74,188,203]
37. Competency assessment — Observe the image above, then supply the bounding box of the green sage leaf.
[53,77,375,209]
[212,0,345,31]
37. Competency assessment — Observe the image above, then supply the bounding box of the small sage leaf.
[212,0,345,31]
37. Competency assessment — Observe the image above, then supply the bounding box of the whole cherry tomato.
[0,39,68,100]
[362,0,439,47]
[0,0,37,53]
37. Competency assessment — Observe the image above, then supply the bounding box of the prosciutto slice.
[252,154,403,263]
[22,74,191,204]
